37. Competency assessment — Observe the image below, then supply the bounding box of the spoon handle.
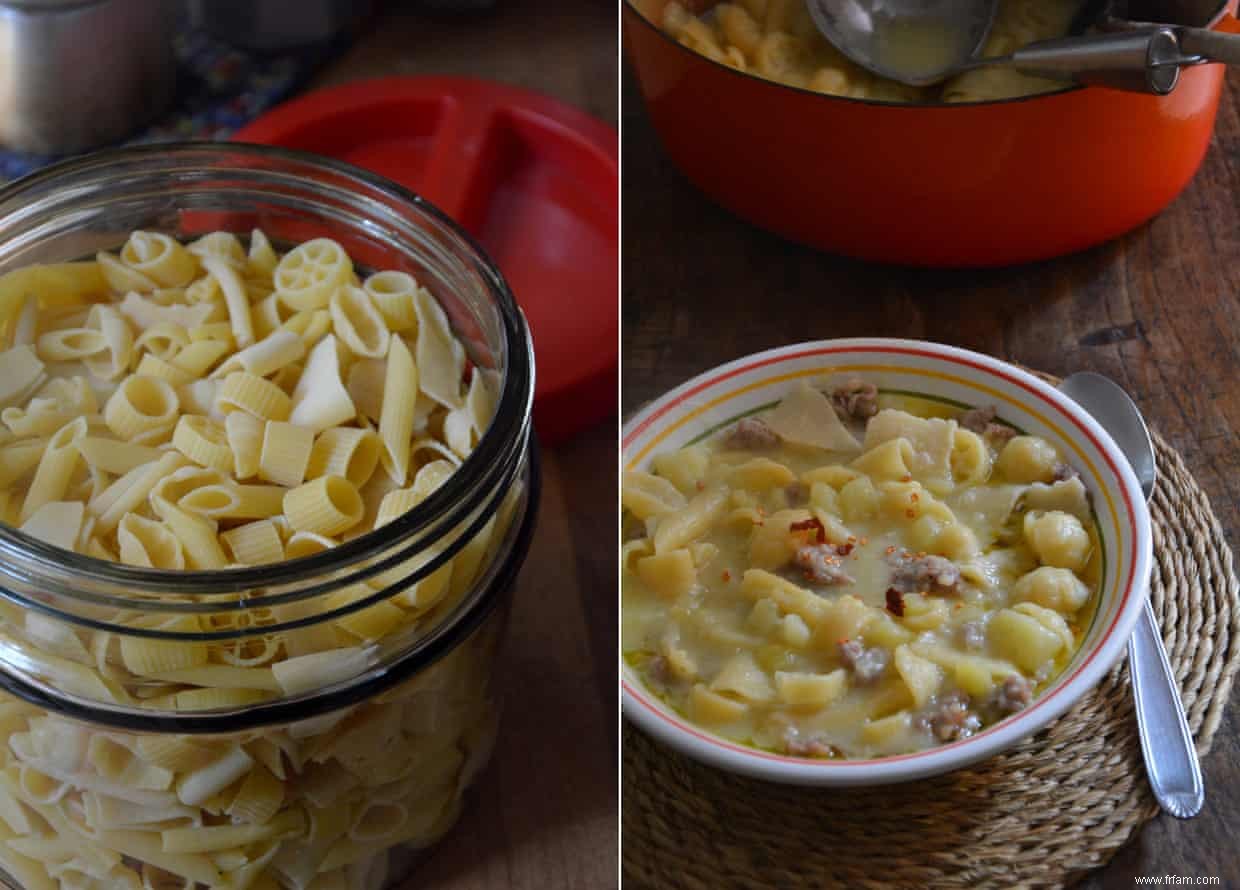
[1129,598,1204,818]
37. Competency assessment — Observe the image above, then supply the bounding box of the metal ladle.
[804,0,1211,94]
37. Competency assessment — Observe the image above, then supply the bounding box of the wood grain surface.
[621,59,1240,889]
[308,4,618,888]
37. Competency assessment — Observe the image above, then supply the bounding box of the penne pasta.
[0,345,47,408]
[169,339,230,378]
[377,336,417,485]
[200,256,255,350]
[94,451,189,534]
[76,437,163,475]
[83,304,135,381]
[210,329,304,380]
[20,500,86,551]
[0,438,48,486]
[21,416,88,521]
[225,410,263,479]
[247,229,279,279]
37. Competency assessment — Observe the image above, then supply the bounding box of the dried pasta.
[0,233,511,890]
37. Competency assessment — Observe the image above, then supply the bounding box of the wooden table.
[622,61,1240,888]
[309,5,618,888]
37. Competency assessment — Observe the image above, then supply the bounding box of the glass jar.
[0,144,539,890]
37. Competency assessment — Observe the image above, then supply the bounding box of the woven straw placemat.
[622,430,1240,890]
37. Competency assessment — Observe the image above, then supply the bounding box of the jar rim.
[0,141,536,606]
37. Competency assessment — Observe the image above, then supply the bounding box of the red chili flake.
[858,536,869,546]
[836,542,855,557]
[885,545,897,555]
[900,474,912,483]
[847,535,857,544]
[837,638,851,646]
[885,588,905,617]
[789,516,827,544]
[695,480,705,491]
[954,602,964,610]
[905,509,916,519]
[722,570,732,582]
[910,493,920,502]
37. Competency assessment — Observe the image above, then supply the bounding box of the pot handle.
[1177,11,1240,65]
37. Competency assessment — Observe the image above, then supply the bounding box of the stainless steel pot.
[187,0,373,51]
[0,0,176,155]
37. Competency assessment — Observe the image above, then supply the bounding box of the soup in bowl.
[621,339,1152,785]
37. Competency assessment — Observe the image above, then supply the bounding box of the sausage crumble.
[725,416,781,449]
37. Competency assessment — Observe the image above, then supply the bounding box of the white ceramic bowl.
[621,339,1153,786]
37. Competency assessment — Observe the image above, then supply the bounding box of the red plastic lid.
[233,76,617,446]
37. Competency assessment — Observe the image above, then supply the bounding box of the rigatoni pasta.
[0,230,511,890]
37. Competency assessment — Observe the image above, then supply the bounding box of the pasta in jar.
[653,0,1085,103]
[622,378,1101,759]
[0,230,531,890]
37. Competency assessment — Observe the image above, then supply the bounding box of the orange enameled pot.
[625,0,1239,267]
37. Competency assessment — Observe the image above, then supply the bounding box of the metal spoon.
[805,0,1201,93]
[1059,371,1204,819]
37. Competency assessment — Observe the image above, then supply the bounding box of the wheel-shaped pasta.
[273,238,353,312]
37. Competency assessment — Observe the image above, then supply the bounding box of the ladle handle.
[1004,27,1183,94]
[1178,13,1240,66]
